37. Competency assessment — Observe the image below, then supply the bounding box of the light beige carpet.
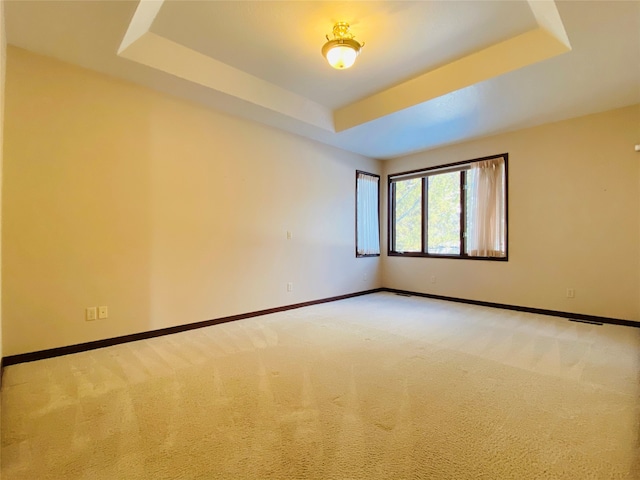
[2,292,639,479]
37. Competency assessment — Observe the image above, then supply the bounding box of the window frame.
[356,170,381,258]
[387,153,508,261]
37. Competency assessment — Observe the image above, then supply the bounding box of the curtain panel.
[356,172,380,256]
[466,158,506,257]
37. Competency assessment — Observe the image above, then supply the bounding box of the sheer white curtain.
[356,172,380,256]
[466,158,506,257]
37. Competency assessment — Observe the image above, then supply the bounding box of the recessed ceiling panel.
[151,0,538,109]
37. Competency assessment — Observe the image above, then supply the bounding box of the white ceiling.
[152,1,538,109]
[5,1,640,159]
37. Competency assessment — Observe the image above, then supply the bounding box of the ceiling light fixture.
[322,22,364,70]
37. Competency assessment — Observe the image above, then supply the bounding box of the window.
[356,171,380,257]
[389,154,507,260]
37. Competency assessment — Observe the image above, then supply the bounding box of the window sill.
[388,251,508,261]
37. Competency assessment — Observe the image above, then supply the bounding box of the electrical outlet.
[430,276,437,284]
[86,307,97,321]
[363,273,368,282]
[286,231,292,240]
[287,282,293,292]
[566,288,575,298]
[98,306,108,319]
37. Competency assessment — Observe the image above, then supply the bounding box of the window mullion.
[422,177,427,254]
[389,181,396,253]
[460,171,466,256]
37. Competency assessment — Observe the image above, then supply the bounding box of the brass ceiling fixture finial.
[322,22,364,70]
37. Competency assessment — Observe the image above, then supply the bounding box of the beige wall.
[2,47,381,356]
[3,46,638,359]
[382,104,640,322]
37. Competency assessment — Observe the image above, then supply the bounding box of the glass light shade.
[326,44,358,69]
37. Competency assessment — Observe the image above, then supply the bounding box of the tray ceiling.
[5,1,640,159]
